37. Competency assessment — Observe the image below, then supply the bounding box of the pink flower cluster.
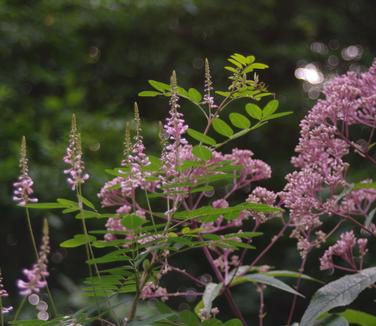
[247,187,278,224]
[63,115,89,191]
[320,231,368,271]
[13,137,38,206]
[0,272,12,315]
[282,60,376,256]
[140,281,168,301]
[17,221,50,296]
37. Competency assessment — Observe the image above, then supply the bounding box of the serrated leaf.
[187,128,217,146]
[212,118,234,137]
[301,267,376,326]
[188,88,202,103]
[138,90,161,97]
[263,99,279,116]
[229,112,251,129]
[192,145,212,160]
[245,103,262,120]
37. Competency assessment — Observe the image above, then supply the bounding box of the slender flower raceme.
[120,103,152,194]
[0,272,12,315]
[161,71,189,180]
[202,58,217,109]
[17,219,50,297]
[63,114,89,191]
[13,137,38,206]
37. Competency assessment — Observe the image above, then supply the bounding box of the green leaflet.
[192,145,213,160]
[263,99,279,116]
[60,234,96,248]
[212,118,234,137]
[229,112,251,129]
[188,88,202,103]
[245,103,262,120]
[187,128,217,146]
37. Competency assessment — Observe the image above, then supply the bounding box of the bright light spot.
[294,64,324,85]
[341,45,363,61]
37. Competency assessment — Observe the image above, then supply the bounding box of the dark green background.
[1,0,375,324]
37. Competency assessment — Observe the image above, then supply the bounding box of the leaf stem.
[201,244,248,325]
[13,297,26,321]
[286,255,308,325]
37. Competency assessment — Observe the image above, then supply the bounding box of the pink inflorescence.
[120,105,152,194]
[140,281,168,302]
[281,60,376,257]
[0,272,12,315]
[13,137,38,206]
[247,186,278,224]
[161,71,189,181]
[17,221,50,296]
[63,114,89,191]
[320,231,368,271]
[202,59,218,109]
[224,149,271,183]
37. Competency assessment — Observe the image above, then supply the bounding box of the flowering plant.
[2,54,376,326]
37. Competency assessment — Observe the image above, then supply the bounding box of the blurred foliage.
[1,0,376,324]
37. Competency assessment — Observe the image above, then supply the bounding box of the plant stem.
[76,187,120,326]
[0,295,4,326]
[250,222,288,267]
[258,286,265,326]
[13,297,26,321]
[286,255,307,325]
[25,208,58,316]
[170,267,206,287]
[201,245,248,326]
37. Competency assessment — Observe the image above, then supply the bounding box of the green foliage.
[300,267,376,326]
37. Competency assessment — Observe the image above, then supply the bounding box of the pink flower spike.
[0,271,12,315]
[63,114,89,191]
[13,136,38,206]
[17,219,50,296]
